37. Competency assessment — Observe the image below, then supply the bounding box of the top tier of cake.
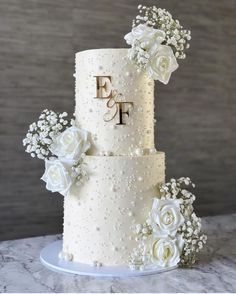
[75,48,155,156]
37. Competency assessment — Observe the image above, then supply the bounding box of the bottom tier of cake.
[62,152,165,266]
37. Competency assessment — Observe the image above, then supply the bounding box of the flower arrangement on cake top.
[129,178,207,269]
[23,109,90,196]
[125,5,191,84]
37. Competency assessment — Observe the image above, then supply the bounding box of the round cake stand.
[40,240,177,277]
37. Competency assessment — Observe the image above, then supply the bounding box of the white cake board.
[40,240,177,277]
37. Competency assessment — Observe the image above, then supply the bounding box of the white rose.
[150,198,184,237]
[146,45,179,84]
[41,159,75,196]
[150,234,184,267]
[124,24,165,54]
[50,126,90,162]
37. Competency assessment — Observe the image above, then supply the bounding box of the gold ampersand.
[103,91,118,122]
[94,76,134,125]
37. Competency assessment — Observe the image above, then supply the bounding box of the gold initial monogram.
[116,101,134,125]
[94,76,133,125]
[94,76,113,99]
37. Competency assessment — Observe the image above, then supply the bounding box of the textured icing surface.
[75,48,155,155]
[63,152,165,266]
[62,48,165,266]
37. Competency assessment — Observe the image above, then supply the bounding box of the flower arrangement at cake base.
[129,178,207,270]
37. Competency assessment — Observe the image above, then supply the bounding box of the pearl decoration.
[64,252,73,262]
[149,148,157,154]
[128,211,134,217]
[110,185,116,192]
[134,148,144,156]
[59,251,73,261]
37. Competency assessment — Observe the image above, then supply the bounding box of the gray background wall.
[0,0,235,241]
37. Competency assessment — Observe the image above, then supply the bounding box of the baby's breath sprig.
[129,242,148,271]
[133,5,191,59]
[179,212,207,267]
[72,156,89,186]
[22,109,69,160]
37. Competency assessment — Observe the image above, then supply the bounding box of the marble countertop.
[0,214,236,293]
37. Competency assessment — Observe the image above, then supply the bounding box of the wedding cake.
[62,48,165,266]
[23,5,206,272]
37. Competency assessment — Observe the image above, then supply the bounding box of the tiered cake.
[24,5,206,272]
[62,49,165,266]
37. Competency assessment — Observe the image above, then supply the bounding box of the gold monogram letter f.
[94,76,113,99]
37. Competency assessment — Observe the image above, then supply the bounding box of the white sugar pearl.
[63,252,73,262]
[111,185,116,192]
[128,211,134,217]
[134,148,144,156]
[96,262,102,267]
[149,148,157,154]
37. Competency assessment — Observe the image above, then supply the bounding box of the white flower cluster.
[133,5,191,59]
[180,211,207,266]
[22,109,69,160]
[23,109,91,197]
[130,196,185,269]
[159,177,207,267]
[129,177,207,269]
[135,222,152,239]
[72,160,89,187]
[129,222,152,270]
[129,242,147,271]
[127,40,150,69]
[124,5,191,84]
